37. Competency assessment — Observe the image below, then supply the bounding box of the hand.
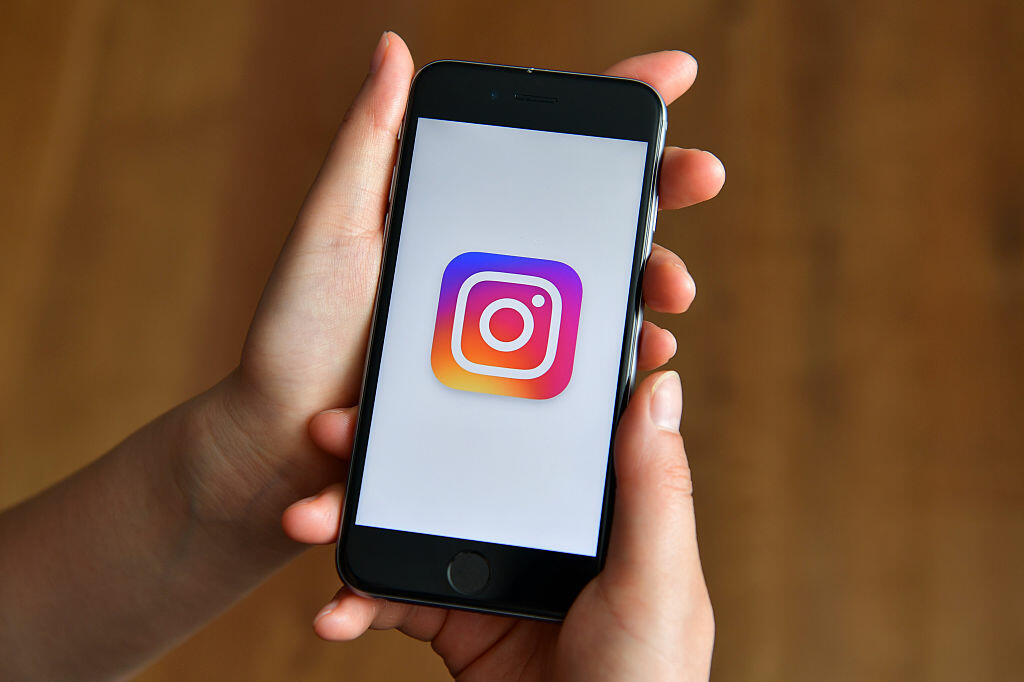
[285,371,712,681]
[195,33,723,546]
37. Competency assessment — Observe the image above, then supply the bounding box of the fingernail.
[650,371,682,432]
[369,31,390,74]
[315,599,339,624]
[318,407,346,415]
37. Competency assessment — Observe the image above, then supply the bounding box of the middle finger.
[643,244,696,314]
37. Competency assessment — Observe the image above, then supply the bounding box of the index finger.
[603,51,698,106]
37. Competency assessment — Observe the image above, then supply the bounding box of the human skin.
[0,31,723,681]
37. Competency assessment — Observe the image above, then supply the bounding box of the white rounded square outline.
[451,270,563,380]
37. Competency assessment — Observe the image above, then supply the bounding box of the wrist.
[173,370,344,557]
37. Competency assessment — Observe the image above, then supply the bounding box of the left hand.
[195,32,723,543]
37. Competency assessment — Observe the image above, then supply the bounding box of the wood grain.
[1,1,1020,680]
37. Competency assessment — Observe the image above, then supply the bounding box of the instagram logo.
[431,252,583,400]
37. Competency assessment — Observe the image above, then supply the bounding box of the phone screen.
[354,117,649,557]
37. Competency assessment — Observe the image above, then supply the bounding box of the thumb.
[604,371,703,589]
[296,31,415,239]
[240,33,414,410]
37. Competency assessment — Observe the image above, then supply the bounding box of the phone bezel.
[337,60,666,620]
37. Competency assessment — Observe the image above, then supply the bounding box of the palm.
[431,611,559,680]
[240,231,383,417]
[356,575,654,680]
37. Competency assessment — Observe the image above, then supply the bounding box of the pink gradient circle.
[479,298,533,352]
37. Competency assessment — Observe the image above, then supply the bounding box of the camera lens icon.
[477,295,546,353]
[451,272,562,380]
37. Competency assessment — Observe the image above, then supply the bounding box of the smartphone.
[336,60,666,620]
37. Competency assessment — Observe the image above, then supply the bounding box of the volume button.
[644,195,658,255]
[387,162,399,204]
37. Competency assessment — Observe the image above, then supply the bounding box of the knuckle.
[657,454,694,498]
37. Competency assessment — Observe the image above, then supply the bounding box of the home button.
[446,551,490,595]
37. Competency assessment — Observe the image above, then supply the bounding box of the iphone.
[337,60,666,620]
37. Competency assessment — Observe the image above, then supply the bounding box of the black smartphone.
[337,60,666,620]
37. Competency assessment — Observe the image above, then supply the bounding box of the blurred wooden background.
[2,1,1021,680]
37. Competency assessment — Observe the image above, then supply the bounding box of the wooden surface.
[2,1,1021,680]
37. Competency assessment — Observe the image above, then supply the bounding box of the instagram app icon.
[431,252,583,400]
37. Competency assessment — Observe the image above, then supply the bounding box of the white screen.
[354,118,648,556]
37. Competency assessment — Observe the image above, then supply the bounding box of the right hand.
[285,370,714,681]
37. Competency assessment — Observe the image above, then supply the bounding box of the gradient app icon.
[431,252,583,400]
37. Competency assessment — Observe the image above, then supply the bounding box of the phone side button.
[446,551,490,595]
[387,162,399,204]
